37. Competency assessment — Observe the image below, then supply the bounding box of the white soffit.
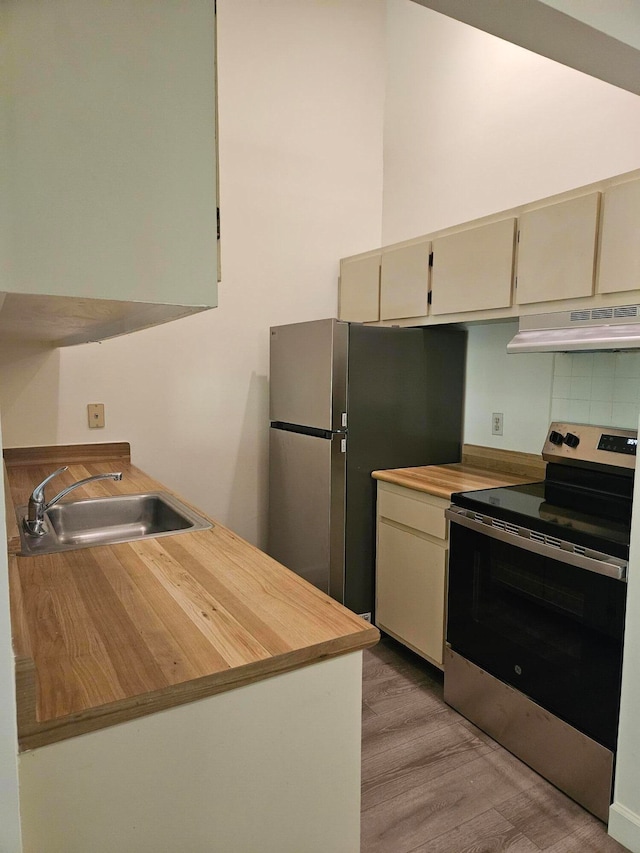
[410,0,640,96]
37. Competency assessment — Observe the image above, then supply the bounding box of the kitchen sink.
[17,491,212,556]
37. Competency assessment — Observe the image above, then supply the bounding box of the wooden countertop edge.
[16,626,379,752]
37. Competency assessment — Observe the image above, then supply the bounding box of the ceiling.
[411,0,640,97]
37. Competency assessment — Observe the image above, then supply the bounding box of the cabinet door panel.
[597,180,640,295]
[516,193,599,305]
[4,0,217,308]
[431,218,515,315]
[338,255,380,322]
[376,521,446,666]
[380,241,430,320]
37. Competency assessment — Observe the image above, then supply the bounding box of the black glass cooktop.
[451,480,632,560]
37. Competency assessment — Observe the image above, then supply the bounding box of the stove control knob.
[564,432,580,449]
[549,430,564,446]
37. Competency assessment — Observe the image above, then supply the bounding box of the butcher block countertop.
[5,443,379,751]
[372,445,546,499]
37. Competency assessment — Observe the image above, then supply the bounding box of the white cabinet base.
[18,653,363,853]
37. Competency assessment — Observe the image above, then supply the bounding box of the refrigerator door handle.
[341,438,347,453]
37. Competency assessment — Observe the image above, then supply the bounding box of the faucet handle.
[31,466,68,503]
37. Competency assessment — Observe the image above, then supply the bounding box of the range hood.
[507,305,640,353]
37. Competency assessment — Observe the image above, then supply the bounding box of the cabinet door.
[380,241,431,320]
[597,180,640,296]
[376,520,447,667]
[3,0,218,309]
[516,193,600,305]
[338,255,380,322]
[430,218,515,315]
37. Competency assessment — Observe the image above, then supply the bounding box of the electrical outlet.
[492,412,504,436]
[88,403,105,429]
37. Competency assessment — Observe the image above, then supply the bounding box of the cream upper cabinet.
[375,481,449,669]
[2,0,218,343]
[380,241,431,320]
[338,254,380,322]
[597,179,640,296]
[515,193,600,305]
[430,218,516,315]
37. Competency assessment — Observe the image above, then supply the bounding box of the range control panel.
[597,433,638,455]
[542,422,637,471]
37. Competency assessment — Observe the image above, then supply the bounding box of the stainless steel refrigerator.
[268,318,466,619]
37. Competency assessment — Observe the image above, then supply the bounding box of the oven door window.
[447,522,626,750]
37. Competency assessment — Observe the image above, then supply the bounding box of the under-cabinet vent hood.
[507,305,640,353]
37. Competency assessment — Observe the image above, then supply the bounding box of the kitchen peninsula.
[5,443,378,853]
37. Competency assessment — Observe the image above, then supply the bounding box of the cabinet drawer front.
[378,487,447,540]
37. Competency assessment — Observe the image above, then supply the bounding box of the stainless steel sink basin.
[17,491,212,556]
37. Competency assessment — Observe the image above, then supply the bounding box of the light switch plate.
[88,403,105,429]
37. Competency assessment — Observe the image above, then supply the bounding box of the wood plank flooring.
[361,637,629,853]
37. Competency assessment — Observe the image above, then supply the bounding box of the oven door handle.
[445,506,628,582]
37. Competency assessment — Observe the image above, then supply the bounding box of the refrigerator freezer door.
[269,319,348,431]
[268,427,346,596]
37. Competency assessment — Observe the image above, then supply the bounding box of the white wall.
[0,0,386,551]
[384,0,640,455]
[463,322,554,452]
[0,413,22,853]
[612,472,640,851]
[383,0,640,245]
[0,343,60,449]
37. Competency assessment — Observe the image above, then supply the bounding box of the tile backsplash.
[551,351,640,429]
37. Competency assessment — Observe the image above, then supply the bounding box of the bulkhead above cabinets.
[338,168,640,329]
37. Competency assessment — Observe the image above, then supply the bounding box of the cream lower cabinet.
[375,481,449,669]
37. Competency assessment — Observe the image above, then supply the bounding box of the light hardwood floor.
[361,637,629,853]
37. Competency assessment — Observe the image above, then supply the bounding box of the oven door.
[446,508,627,751]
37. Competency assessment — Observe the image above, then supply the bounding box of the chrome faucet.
[24,466,123,536]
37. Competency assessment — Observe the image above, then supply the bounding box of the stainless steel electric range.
[444,422,636,823]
